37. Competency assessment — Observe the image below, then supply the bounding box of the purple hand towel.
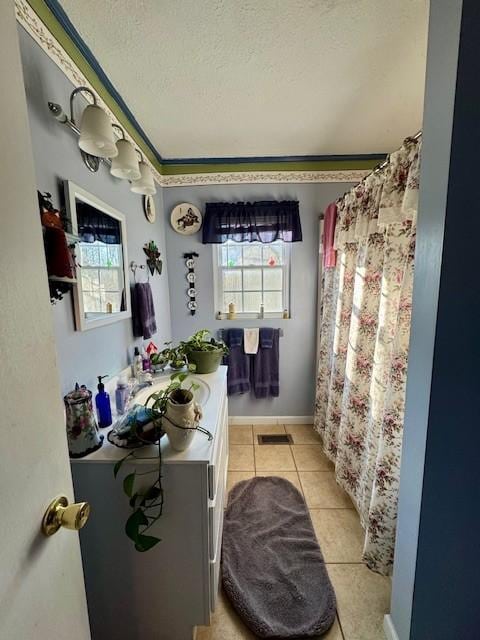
[253,328,280,398]
[259,326,274,349]
[225,329,250,395]
[131,282,157,339]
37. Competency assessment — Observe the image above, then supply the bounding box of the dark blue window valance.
[77,201,122,245]
[202,201,302,244]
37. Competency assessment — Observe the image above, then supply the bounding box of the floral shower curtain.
[314,137,421,575]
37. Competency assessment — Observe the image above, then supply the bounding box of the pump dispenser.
[95,375,112,428]
[133,347,143,378]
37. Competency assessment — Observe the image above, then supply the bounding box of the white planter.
[162,390,202,451]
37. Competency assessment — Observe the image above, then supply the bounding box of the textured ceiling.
[58,0,429,159]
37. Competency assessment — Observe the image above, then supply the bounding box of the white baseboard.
[383,615,400,640]
[229,415,313,425]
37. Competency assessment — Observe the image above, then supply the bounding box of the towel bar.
[218,328,283,338]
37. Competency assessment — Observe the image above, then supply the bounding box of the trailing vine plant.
[113,371,211,552]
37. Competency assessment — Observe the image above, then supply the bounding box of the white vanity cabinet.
[71,367,228,640]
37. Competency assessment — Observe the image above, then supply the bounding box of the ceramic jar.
[162,389,202,451]
[64,384,103,458]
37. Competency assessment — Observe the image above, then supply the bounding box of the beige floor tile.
[299,472,353,509]
[309,509,364,563]
[291,444,334,471]
[196,590,256,639]
[327,564,391,640]
[284,423,322,444]
[228,445,255,471]
[196,591,344,640]
[322,616,344,639]
[255,470,303,494]
[227,471,255,494]
[229,425,253,445]
[252,424,286,439]
[254,444,295,471]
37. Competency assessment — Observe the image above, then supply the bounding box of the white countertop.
[71,366,227,465]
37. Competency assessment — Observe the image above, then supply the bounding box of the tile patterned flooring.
[196,424,391,640]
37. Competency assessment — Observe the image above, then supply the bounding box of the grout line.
[336,613,346,640]
[290,441,297,470]
[298,470,335,473]
[308,506,356,510]
[289,441,307,498]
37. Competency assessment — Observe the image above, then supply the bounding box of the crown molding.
[16,0,374,187]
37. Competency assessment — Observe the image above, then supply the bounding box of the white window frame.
[77,241,125,317]
[212,240,291,319]
[65,180,130,332]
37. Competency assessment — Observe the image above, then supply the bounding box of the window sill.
[216,312,289,320]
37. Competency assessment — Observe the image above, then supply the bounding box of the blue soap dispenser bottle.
[95,375,112,428]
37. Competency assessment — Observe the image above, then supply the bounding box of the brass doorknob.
[42,495,90,536]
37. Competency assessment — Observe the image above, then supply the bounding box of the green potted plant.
[180,329,228,374]
[150,352,168,373]
[113,372,212,552]
[160,342,188,371]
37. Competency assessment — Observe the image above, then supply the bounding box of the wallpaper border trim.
[161,170,368,187]
[16,0,374,186]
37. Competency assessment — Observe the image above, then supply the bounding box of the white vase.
[162,390,202,451]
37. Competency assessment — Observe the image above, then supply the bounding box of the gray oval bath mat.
[222,476,336,638]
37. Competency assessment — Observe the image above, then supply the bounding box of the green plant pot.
[187,349,223,374]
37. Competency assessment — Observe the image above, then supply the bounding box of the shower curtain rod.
[319,129,423,217]
[371,129,422,175]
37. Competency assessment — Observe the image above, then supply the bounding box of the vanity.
[71,366,228,640]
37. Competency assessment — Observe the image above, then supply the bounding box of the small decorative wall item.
[184,252,199,315]
[143,195,156,223]
[171,203,202,235]
[38,191,77,305]
[143,240,162,276]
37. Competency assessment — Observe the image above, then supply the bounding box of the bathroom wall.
[163,181,352,417]
[17,22,351,415]
[18,27,172,395]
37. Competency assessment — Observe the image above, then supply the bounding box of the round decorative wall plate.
[187,300,198,311]
[185,257,195,268]
[143,195,156,223]
[186,272,196,283]
[171,203,202,235]
[187,287,197,297]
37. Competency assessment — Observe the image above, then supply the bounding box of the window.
[213,240,290,317]
[78,241,125,316]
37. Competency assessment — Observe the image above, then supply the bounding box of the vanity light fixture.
[78,106,118,159]
[48,86,117,172]
[48,87,156,194]
[130,155,157,196]
[70,86,117,158]
[110,125,141,181]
